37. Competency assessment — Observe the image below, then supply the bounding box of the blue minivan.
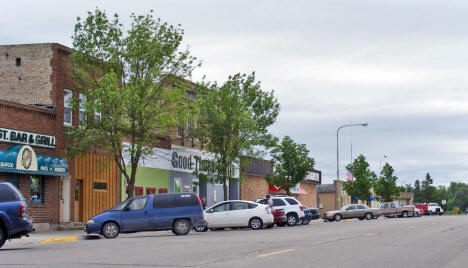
[0,182,34,249]
[84,193,205,238]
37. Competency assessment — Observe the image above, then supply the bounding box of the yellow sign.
[454,207,460,212]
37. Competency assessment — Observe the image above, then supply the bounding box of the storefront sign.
[0,127,56,148]
[0,145,68,176]
[304,171,320,182]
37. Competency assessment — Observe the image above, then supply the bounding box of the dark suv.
[0,182,34,249]
[84,193,205,238]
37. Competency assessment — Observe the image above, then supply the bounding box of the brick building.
[0,43,120,227]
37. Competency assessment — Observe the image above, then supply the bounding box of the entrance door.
[60,177,71,222]
[74,180,83,222]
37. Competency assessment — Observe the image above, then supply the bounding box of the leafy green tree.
[193,73,280,200]
[420,173,436,202]
[374,163,400,202]
[343,154,377,204]
[265,136,315,195]
[65,8,199,198]
[413,179,422,203]
[405,184,414,193]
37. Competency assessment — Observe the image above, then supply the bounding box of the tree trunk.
[223,177,228,201]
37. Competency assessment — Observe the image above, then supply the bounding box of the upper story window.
[64,89,72,126]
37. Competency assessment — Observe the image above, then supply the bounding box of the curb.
[40,236,78,244]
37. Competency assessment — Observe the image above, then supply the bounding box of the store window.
[30,176,44,205]
[174,178,182,193]
[146,187,156,195]
[64,89,73,126]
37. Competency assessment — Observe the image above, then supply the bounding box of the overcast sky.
[3,0,468,186]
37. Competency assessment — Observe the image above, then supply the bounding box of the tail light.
[265,207,272,214]
[17,204,25,217]
[300,206,303,211]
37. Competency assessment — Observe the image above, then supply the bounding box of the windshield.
[109,199,131,211]
[341,205,350,210]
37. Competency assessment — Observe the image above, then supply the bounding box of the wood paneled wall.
[73,152,118,221]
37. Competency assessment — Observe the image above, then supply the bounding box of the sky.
[2,0,468,186]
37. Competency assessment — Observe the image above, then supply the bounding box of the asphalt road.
[1,215,468,268]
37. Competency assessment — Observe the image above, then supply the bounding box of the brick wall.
[298,182,318,208]
[0,44,54,106]
[240,174,269,201]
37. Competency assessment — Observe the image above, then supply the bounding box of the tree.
[343,154,377,204]
[374,163,399,202]
[265,136,315,195]
[413,179,422,203]
[65,8,199,198]
[405,184,414,193]
[193,73,280,200]
[420,173,436,202]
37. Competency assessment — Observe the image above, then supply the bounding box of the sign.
[304,171,320,182]
[454,207,460,212]
[0,127,56,148]
[441,200,446,205]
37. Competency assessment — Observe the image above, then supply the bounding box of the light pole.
[379,155,388,173]
[336,123,368,181]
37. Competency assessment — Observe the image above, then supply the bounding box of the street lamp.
[379,155,388,173]
[336,123,368,181]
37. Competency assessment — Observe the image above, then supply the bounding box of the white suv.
[256,195,305,226]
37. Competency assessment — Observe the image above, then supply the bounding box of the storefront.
[122,143,240,206]
[0,144,68,224]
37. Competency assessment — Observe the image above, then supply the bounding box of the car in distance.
[271,209,287,227]
[256,195,305,226]
[380,202,417,218]
[0,182,34,249]
[84,193,205,238]
[300,207,320,225]
[204,200,274,230]
[322,204,382,222]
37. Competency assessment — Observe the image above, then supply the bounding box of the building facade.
[0,43,121,226]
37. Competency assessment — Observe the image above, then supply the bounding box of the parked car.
[415,203,444,215]
[380,202,417,218]
[0,182,34,249]
[271,209,287,227]
[299,207,320,225]
[256,195,305,226]
[84,193,205,238]
[204,200,274,230]
[322,204,382,222]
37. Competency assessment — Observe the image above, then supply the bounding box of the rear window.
[272,198,286,206]
[285,198,298,205]
[175,194,199,207]
[248,203,258,209]
[357,205,366,209]
[153,194,175,209]
[0,184,20,203]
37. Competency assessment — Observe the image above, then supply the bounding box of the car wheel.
[173,219,191,235]
[102,222,120,239]
[302,219,311,225]
[296,218,303,225]
[249,217,263,230]
[334,214,342,222]
[286,214,298,226]
[0,226,6,249]
[365,213,373,220]
[194,225,208,232]
[402,211,408,218]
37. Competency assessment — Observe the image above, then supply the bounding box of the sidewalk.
[7,230,92,246]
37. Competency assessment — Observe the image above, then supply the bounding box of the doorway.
[60,177,71,222]
[74,180,83,222]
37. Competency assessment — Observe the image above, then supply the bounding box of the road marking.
[366,232,377,237]
[40,237,78,244]
[257,249,295,258]
[345,219,352,222]
[408,226,416,229]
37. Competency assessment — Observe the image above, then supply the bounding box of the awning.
[352,195,376,201]
[0,145,68,176]
[268,184,286,193]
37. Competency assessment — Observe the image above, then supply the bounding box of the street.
[1,215,468,268]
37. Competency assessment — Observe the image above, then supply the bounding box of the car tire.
[173,219,191,235]
[334,214,342,222]
[102,222,120,239]
[194,226,208,232]
[402,211,408,218]
[286,214,298,226]
[365,213,373,220]
[0,226,6,249]
[249,217,263,230]
[296,218,303,225]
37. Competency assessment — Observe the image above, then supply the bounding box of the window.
[174,178,182,193]
[357,205,366,209]
[0,184,19,203]
[248,203,258,209]
[8,175,18,189]
[79,93,87,127]
[285,198,298,205]
[158,188,168,194]
[272,198,286,207]
[94,100,102,123]
[347,205,356,210]
[64,89,72,125]
[212,203,230,212]
[93,182,107,191]
[175,194,199,207]
[127,196,148,211]
[135,187,144,196]
[146,187,156,195]
[153,194,175,209]
[231,202,249,210]
[30,176,44,205]
[16,57,21,66]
